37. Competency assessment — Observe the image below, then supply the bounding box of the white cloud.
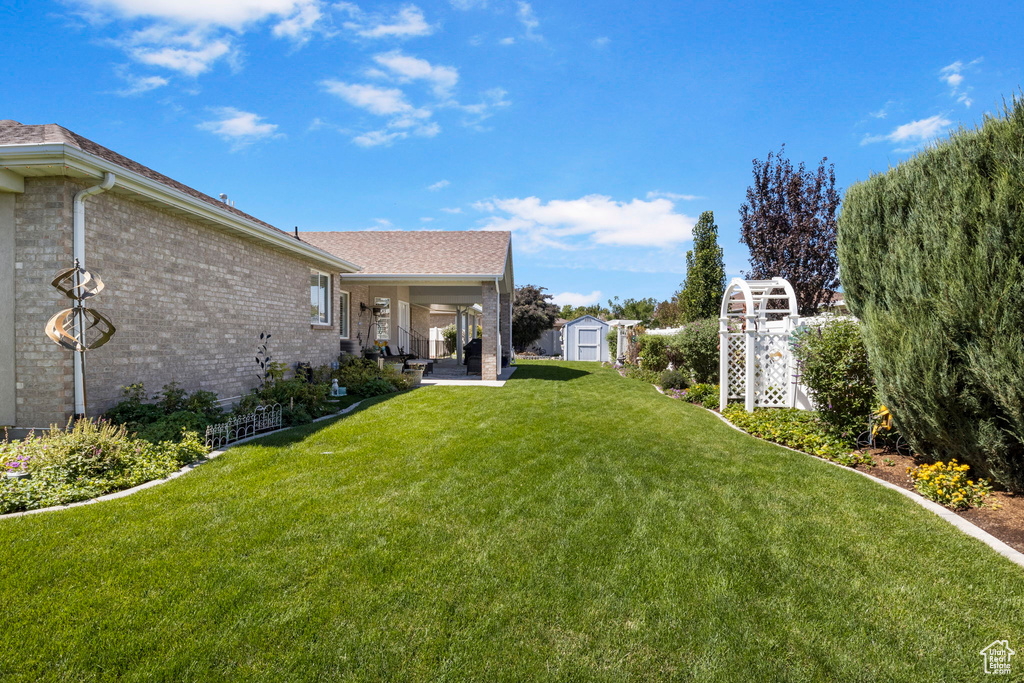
[499,36,515,45]
[272,1,322,42]
[73,0,326,76]
[114,72,169,96]
[353,129,408,147]
[450,0,486,8]
[340,3,433,38]
[591,36,610,49]
[197,107,280,148]
[869,100,895,119]
[646,190,702,201]
[551,290,602,307]
[130,36,233,76]
[940,58,981,107]
[476,194,695,251]
[427,179,450,191]
[73,0,322,28]
[373,51,458,98]
[440,207,463,214]
[516,2,541,41]
[321,80,421,115]
[861,114,952,146]
[420,216,434,222]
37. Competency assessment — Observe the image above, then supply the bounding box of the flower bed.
[1,419,207,514]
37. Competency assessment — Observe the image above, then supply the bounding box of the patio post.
[455,306,464,364]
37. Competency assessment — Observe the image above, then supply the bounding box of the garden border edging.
[0,400,366,520]
[654,386,1024,570]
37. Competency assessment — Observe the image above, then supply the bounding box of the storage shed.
[562,315,610,362]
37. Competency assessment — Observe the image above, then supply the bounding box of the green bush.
[333,356,406,397]
[685,383,719,409]
[659,369,689,391]
[0,419,207,514]
[635,334,669,372]
[722,405,871,467]
[237,377,331,425]
[791,318,875,438]
[620,364,661,385]
[839,97,1024,490]
[667,318,719,384]
[606,329,617,359]
[105,382,223,442]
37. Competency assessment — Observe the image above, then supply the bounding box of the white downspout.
[495,277,501,375]
[72,172,115,417]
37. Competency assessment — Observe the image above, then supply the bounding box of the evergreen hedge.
[838,98,1024,490]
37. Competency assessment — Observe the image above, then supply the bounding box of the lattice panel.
[754,333,789,407]
[726,333,745,399]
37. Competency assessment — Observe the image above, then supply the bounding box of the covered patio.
[302,230,514,382]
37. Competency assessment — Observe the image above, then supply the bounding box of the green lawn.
[2,362,1023,681]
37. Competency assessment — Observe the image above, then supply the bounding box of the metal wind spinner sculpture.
[44,259,116,416]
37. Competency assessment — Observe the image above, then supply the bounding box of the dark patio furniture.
[463,338,482,375]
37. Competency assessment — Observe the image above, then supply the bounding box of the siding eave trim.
[0,144,362,274]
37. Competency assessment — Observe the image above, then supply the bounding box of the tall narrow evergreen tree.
[678,211,726,323]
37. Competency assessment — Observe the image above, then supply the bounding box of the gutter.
[0,143,361,274]
[72,172,115,417]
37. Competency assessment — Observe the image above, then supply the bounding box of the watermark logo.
[981,640,1015,675]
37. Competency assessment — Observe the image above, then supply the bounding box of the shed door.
[576,327,601,361]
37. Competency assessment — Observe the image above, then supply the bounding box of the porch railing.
[395,326,431,359]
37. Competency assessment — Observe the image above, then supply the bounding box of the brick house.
[0,120,513,431]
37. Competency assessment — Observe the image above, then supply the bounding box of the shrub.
[620,364,661,385]
[606,329,617,359]
[667,318,719,384]
[791,318,874,438]
[659,369,689,391]
[908,460,994,509]
[0,419,207,514]
[441,324,457,356]
[358,378,397,397]
[685,383,719,409]
[333,356,406,397]
[839,97,1024,490]
[105,383,223,443]
[635,334,669,372]
[722,405,872,467]
[237,377,331,424]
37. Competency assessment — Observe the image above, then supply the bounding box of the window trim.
[310,269,331,326]
[338,289,350,339]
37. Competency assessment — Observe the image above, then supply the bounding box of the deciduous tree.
[739,145,840,316]
[512,285,560,351]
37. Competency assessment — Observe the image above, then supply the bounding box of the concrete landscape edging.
[0,399,366,520]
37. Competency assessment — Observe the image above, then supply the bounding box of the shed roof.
[302,230,511,276]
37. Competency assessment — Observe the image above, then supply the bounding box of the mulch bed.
[850,445,1024,553]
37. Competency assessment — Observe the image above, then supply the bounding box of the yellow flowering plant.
[907,459,993,509]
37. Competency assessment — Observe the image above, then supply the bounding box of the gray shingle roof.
[302,230,511,276]
[0,119,285,235]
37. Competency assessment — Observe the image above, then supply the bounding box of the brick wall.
[12,178,74,427]
[13,177,343,425]
[481,281,498,380]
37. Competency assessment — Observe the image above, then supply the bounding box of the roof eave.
[0,142,362,273]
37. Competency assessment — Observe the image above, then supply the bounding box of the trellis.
[718,277,800,412]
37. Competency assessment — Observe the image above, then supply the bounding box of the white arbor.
[718,278,801,412]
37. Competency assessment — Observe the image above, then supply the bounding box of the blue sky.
[3,1,1023,307]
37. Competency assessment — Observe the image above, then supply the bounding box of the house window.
[339,290,350,338]
[310,270,331,325]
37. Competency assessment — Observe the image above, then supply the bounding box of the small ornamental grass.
[0,419,207,514]
[908,460,994,510]
[723,405,872,467]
